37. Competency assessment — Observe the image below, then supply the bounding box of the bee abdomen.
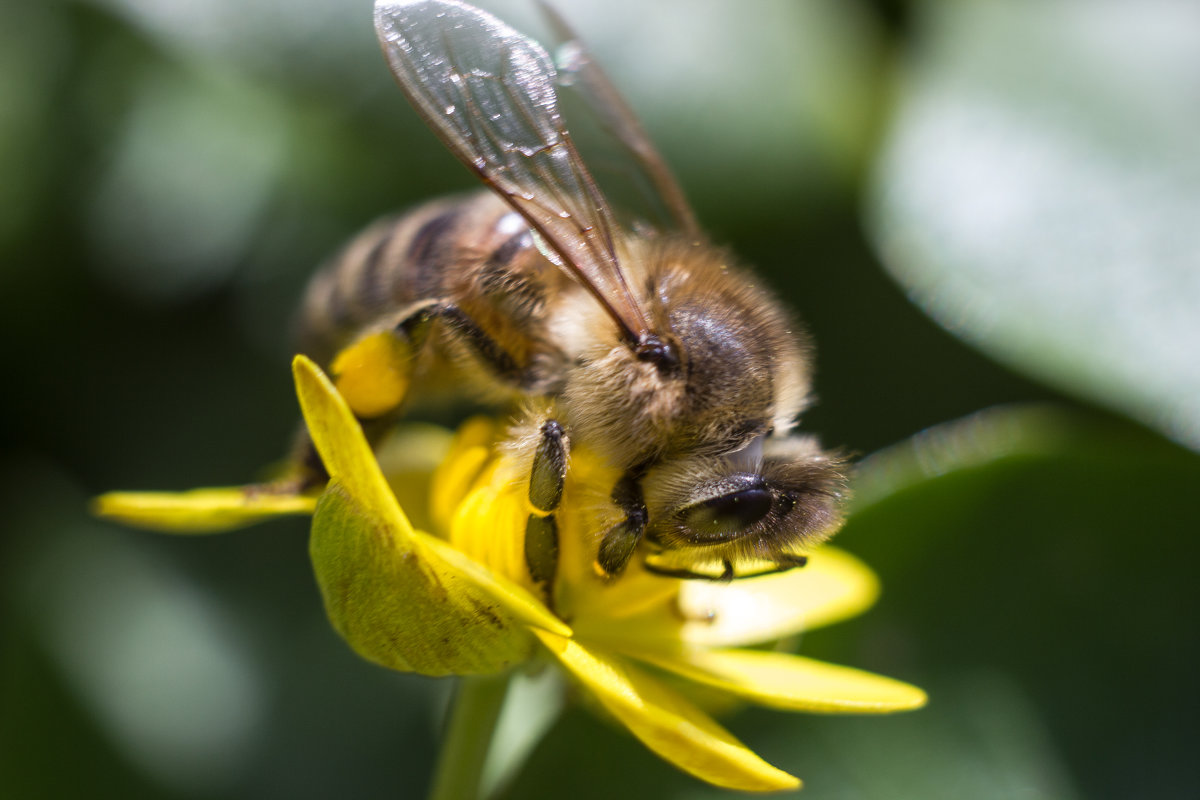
[295,193,513,365]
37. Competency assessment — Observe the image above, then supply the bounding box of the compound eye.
[681,480,773,543]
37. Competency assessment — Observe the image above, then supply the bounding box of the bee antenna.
[634,333,681,376]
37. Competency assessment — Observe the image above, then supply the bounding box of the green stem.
[428,673,511,800]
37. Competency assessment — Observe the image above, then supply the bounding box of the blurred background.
[2,0,1198,797]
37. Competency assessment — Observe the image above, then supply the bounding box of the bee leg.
[596,475,648,577]
[643,553,809,582]
[641,561,734,582]
[336,297,536,419]
[734,553,809,579]
[434,303,531,387]
[524,420,567,589]
[328,299,440,421]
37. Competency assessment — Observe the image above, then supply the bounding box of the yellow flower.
[96,356,925,792]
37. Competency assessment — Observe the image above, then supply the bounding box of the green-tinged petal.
[533,629,800,793]
[576,546,878,650]
[418,531,569,640]
[92,487,315,533]
[629,647,927,714]
[295,356,569,676]
[311,485,564,675]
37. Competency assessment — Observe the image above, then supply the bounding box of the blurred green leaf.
[840,404,1200,799]
[0,4,66,249]
[870,0,1200,451]
[21,525,268,793]
[84,0,379,85]
[789,674,1082,800]
[86,63,288,303]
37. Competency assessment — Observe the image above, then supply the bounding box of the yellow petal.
[533,629,800,792]
[447,468,530,590]
[373,422,454,532]
[674,546,879,647]
[629,647,927,714]
[293,355,405,524]
[564,559,683,624]
[576,546,878,650]
[295,355,569,676]
[92,487,315,533]
[430,417,500,537]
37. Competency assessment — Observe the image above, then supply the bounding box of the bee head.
[641,434,846,562]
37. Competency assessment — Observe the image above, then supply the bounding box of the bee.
[296,0,846,585]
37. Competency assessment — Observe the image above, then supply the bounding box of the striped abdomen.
[295,191,555,372]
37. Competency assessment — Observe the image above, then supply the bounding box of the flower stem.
[428,673,511,800]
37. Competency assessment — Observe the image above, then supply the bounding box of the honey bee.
[296,0,846,584]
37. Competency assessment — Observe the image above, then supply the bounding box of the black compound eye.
[681,485,773,543]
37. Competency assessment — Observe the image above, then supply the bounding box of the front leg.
[595,475,648,577]
[641,552,809,582]
[524,420,567,590]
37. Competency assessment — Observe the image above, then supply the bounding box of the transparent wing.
[374,0,653,343]
[539,2,700,238]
